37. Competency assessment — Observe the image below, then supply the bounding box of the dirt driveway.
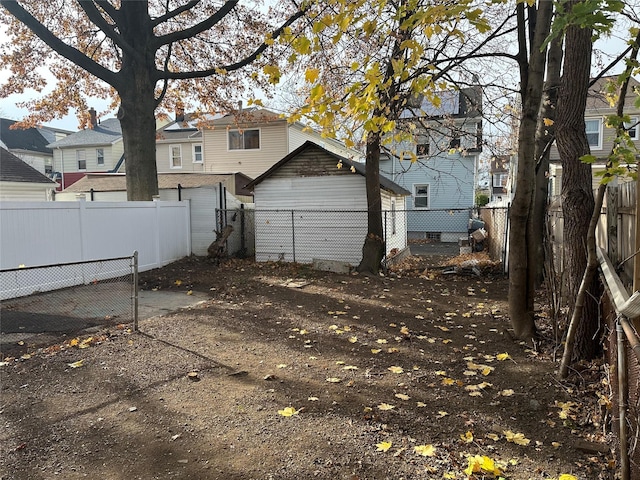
[0,256,612,479]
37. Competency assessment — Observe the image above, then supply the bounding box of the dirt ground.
[0,254,615,480]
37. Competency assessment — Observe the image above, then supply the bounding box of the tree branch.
[151,0,201,27]
[154,7,307,80]
[153,0,239,48]
[0,0,120,88]
[77,0,142,63]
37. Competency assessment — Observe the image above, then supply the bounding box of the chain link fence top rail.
[1,256,136,350]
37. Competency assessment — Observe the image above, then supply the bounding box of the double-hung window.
[76,149,86,170]
[414,184,429,209]
[228,129,260,150]
[585,118,602,150]
[493,173,508,188]
[625,116,638,140]
[170,145,182,168]
[193,144,203,163]
[96,148,105,166]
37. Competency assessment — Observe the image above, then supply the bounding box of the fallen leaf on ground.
[376,441,392,452]
[67,360,84,368]
[278,407,301,417]
[388,366,404,374]
[414,444,436,456]
[377,403,395,411]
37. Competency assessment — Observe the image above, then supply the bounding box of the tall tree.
[0,0,305,200]
[282,0,511,274]
[508,0,554,339]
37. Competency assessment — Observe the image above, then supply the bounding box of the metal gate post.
[291,210,296,263]
[133,250,139,331]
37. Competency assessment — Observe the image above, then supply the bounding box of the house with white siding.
[380,86,482,242]
[0,147,58,201]
[200,108,361,179]
[548,76,640,196]
[47,109,124,190]
[155,111,205,174]
[246,141,409,265]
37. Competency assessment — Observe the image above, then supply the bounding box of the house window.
[76,149,86,170]
[492,173,508,188]
[414,184,429,209]
[625,117,638,139]
[228,129,260,150]
[585,118,602,149]
[96,148,104,166]
[193,144,203,163]
[170,145,182,168]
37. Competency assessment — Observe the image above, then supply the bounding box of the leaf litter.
[0,256,613,479]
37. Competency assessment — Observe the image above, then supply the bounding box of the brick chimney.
[89,107,98,129]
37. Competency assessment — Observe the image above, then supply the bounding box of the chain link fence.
[216,207,509,266]
[1,254,138,350]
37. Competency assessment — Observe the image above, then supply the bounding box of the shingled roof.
[0,147,57,185]
[0,118,52,154]
[47,118,122,148]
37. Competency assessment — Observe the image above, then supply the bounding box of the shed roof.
[48,118,122,148]
[0,147,57,185]
[60,172,251,192]
[246,141,411,196]
[0,118,52,154]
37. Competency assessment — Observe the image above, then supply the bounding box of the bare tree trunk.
[530,35,563,288]
[357,130,385,274]
[508,1,553,339]
[555,7,598,360]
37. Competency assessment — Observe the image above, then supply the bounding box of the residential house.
[246,141,410,265]
[549,75,640,196]
[155,111,205,174]
[199,108,362,178]
[0,118,71,175]
[47,108,124,190]
[489,155,511,204]
[0,147,58,200]
[380,85,483,241]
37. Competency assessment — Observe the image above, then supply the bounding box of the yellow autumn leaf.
[414,444,436,456]
[174,279,182,286]
[307,396,319,401]
[67,360,84,368]
[400,326,410,335]
[336,361,345,365]
[326,377,342,383]
[461,431,474,443]
[442,339,452,344]
[377,403,395,411]
[387,347,399,353]
[503,430,530,446]
[486,433,500,441]
[371,348,382,354]
[305,68,320,83]
[436,411,448,417]
[417,402,427,407]
[434,370,447,376]
[342,365,358,370]
[69,338,79,347]
[496,353,511,361]
[376,339,388,344]
[388,366,404,374]
[543,117,554,126]
[500,389,515,396]
[437,326,450,331]
[376,441,392,452]
[350,165,356,173]
[277,364,287,369]
[481,366,493,376]
[442,377,455,385]
[558,475,577,480]
[348,336,358,343]
[394,393,410,401]
[277,406,300,417]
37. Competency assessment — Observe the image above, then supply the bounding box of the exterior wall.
[381,192,408,254]
[380,153,476,235]
[202,122,289,177]
[52,141,124,175]
[0,182,54,201]
[156,140,205,173]
[253,175,367,264]
[11,151,49,174]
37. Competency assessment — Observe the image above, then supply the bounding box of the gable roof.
[246,141,411,196]
[0,147,57,185]
[586,75,640,111]
[0,118,52,154]
[47,118,122,148]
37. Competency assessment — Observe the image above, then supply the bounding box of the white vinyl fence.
[1,200,191,273]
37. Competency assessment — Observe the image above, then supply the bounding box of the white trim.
[227,128,261,151]
[170,144,183,169]
[625,116,638,140]
[412,183,430,209]
[585,117,603,150]
[192,143,203,163]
